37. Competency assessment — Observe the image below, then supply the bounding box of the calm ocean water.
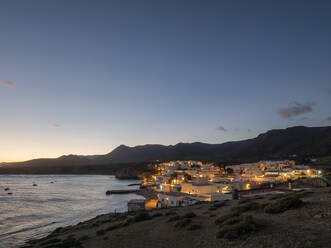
[0,175,143,248]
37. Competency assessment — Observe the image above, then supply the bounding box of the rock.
[33,183,37,186]
[8,192,12,195]
[4,187,10,191]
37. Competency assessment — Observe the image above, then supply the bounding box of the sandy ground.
[23,187,331,248]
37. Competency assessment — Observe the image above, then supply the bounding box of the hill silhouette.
[1,126,330,175]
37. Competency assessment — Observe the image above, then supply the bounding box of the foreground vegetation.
[23,188,331,248]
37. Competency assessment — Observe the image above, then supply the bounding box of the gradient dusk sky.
[1,0,331,162]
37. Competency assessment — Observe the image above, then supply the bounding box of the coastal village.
[27,161,331,248]
[129,160,324,211]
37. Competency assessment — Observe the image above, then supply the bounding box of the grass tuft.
[78,235,89,241]
[216,215,266,240]
[151,212,163,218]
[174,218,192,228]
[187,224,202,231]
[238,198,252,205]
[165,211,177,216]
[215,213,240,225]
[264,197,304,214]
[133,212,152,222]
[182,212,197,218]
[168,215,181,222]
[231,201,262,214]
[209,201,227,210]
[96,229,106,236]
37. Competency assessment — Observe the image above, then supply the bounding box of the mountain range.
[1,126,331,175]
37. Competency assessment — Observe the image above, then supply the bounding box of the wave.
[0,221,58,238]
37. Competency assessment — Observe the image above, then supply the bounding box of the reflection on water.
[0,175,143,248]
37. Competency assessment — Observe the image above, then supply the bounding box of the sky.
[1,0,331,162]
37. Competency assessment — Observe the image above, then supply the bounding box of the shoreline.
[0,175,143,248]
[22,187,331,248]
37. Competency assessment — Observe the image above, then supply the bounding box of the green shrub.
[215,213,240,225]
[222,216,242,226]
[238,198,252,205]
[209,201,226,210]
[66,234,75,239]
[133,212,152,222]
[214,202,227,208]
[168,212,196,222]
[264,197,304,214]
[270,194,285,200]
[216,215,265,239]
[126,216,135,224]
[104,221,129,231]
[41,238,61,245]
[168,215,181,222]
[187,224,202,231]
[290,191,311,198]
[231,202,261,214]
[61,237,82,248]
[183,212,197,218]
[270,191,311,201]
[105,224,119,232]
[121,221,129,227]
[152,213,163,218]
[165,211,177,216]
[78,235,89,241]
[174,218,192,228]
[52,227,63,234]
[96,229,106,236]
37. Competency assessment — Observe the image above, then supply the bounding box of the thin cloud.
[0,81,15,88]
[326,116,331,121]
[53,123,61,127]
[216,126,227,132]
[247,129,252,132]
[277,102,313,119]
[299,117,309,121]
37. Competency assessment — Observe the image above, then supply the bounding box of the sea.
[0,175,144,248]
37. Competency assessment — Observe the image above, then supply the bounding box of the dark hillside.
[1,126,330,175]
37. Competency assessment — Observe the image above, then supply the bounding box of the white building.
[181,182,229,195]
[157,192,202,208]
[128,199,146,212]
